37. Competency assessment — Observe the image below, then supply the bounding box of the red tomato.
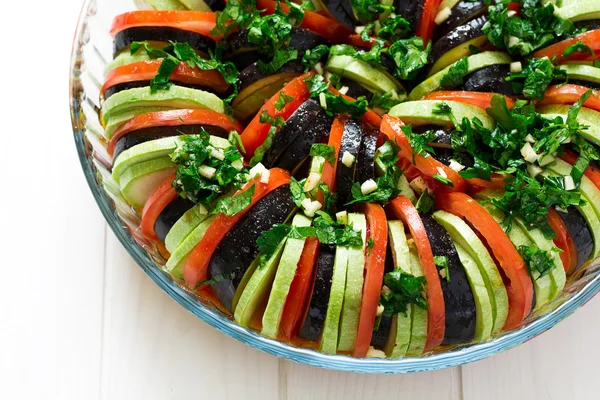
[424,91,516,110]
[279,237,320,341]
[559,149,600,193]
[380,115,466,192]
[240,72,314,157]
[532,29,600,64]
[256,0,352,43]
[416,0,442,45]
[108,109,244,156]
[538,84,600,113]
[183,168,291,290]
[102,60,229,99]
[548,208,577,275]
[141,173,178,241]
[110,10,220,40]
[386,196,446,351]
[466,174,509,196]
[353,203,388,357]
[435,192,534,330]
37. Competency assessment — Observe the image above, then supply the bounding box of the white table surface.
[2,1,600,399]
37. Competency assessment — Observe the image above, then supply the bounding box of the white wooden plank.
[282,360,462,400]
[100,232,280,400]
[462,296,600,400]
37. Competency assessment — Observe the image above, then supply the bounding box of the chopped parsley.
[434,255,450,282]
[301,44,330,70]
[170,131,249,211]
[211,0,260,37]
[415,191,435,214]
[483,0,574,57]
[380,271,428,318]
[274,92,294,111]
[518,245,557,279]
[309,144,336,166]
[305,75,368,118]
[563,41,595,58]
[367,238,375,255]
[506,57,567,100]
[401,125,437,163]
[130,41,239,102]
[249,111,286,166]
[440,57,469,89]
[386,37,431,81]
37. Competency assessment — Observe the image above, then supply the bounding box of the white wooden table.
[2,1,600,399]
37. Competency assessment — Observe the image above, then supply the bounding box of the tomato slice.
[141,173,178,241]
[328,87,382,129]
[538,84,600,113]
[560,149,600,191]
[548,208,577,275]
[110,10,220,40]
[318,117,345,203]
[183,168,291,290]
[424,91,515,110]
[279,237,320,341]
[435,192,534,330]
[532,29,600,64]
[380,115,466,192]
[397,156,424,183]
[416,0,442,45]
[466,174,509,196]
[386,196,445,351]
[108,109,243,155]
[240,72,314,157]
[353,203,388,357]
[102,60,229,98]
[256,0,352,43]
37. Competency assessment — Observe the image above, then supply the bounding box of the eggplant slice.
[395,0,425,33]
[113,26,216,57]
[336,119,365,209]
[319,0,361,29]
[226,28,329,70]
[421,214,476,345]
[208,185,296,312]
[204,0,225,11]
[299,244,337,341]
[112,125,230,161]
[429,16,487,70]
[154,196,195,242]
[270,102,334,173]
[370,241,396,350]
[435,1,487,40]
[339,77,375,102]
[555,206,594,270]
[356,127,379,183]
[461,64,515,97]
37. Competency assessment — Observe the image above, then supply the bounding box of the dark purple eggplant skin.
[321,0,361,29]
[555,206,594,270]
[461,64,515,97]
[339,77,374,102]
[357,126,379,183]
[103,81,229,100]
[395,0,424,32]
[575,19,600,31]
[370,242,396,350]
[429,16,487,67]
[434,1,487,40]
[237,60,305,93]
[272,102,334,172]
[112,125,229,162]
[227,28,329,70]
[113,27,215,57]
[154,196,195,242]
[421,214,476,345]
[204,0,225,11]
[299,244,336,341]
[263,99,329,168]
[208,186,296,312]
[336,119,364,209]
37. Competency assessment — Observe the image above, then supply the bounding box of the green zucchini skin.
[208,185,296,311]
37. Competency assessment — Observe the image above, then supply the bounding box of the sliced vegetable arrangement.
[100,0,600,358]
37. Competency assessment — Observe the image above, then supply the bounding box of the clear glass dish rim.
[69,0,600,374]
